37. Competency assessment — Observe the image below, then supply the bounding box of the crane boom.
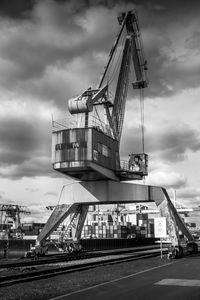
[98,12,128,88]
[111,10,148,142]
[111,37,132,141]
[126,11,148,88]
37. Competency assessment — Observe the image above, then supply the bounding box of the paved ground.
[49,255,200,300]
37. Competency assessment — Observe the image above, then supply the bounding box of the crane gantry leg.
[36,181,195,257]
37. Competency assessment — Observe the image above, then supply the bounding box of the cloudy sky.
[0,0,200,224]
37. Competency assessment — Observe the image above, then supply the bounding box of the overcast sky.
[0,0,200,224]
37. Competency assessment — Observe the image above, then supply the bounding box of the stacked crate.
[137,213,148,238]
[136,214,156,238]
[81,222,157,239]
[22,223,45,236]
[147,218,155,238]
[82,224,129,239]
[81,211,157,239]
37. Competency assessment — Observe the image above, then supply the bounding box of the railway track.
[0,244,161,269]
[0,249,167,287]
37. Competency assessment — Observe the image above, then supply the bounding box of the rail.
[52,115,114,139]
[0,245,160,269]
[0,248,168,287]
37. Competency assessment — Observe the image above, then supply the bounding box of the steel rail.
[0,250,167,287]
[0,245,160,270]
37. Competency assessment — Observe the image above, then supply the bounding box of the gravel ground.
[0,256,174,300]
[0,252,158,277]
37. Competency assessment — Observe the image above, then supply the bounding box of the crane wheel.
[187,242,198,254]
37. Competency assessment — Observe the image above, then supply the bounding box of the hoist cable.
[94,106,105,131]
[139,88,145,154]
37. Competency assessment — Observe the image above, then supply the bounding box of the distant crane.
[0,204,30,234]
[46,206,56,211]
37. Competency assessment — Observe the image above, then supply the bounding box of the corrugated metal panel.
[52,127,122,180]
[52,127,119,170]
[52,128,93,164]
[87,128,92,160]
[92,128,119,170]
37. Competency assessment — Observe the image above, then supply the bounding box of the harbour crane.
[0,204,30,238]
[34,10,197,258]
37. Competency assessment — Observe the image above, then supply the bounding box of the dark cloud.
[1,0,200,103]
[121,122,200,163]
[20,55,103,106]
[0,0,35,19]
[147,124,200,162]
[145,46,200,98]
[0,0,200,182]
[0,2,117,104]
[0,115,57,179]
[0,0,118,20]
[0,117,51,164]
[0,156,55,180]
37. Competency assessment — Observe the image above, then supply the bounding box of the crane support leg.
[154,188,194,247]
[35,203,89,254]
[158,188,193,242]
[36,203,79,245]
[35,181,195,256]
[71,205,89,241]
[154,188,196,257]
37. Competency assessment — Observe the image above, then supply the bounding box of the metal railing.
[52,115,114,139]
[120,160,129,171]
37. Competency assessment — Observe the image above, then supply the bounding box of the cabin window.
[93,150,98,161]
[102,144,108,157]
[107,147,111,157]
[97,143,111,157]
[98,143,102,153]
